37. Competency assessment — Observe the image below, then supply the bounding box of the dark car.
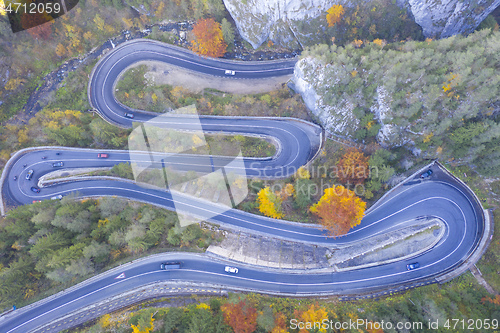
[124,113,134,119]
[406,262,420,270]
[420,169,433,179]
[97,153,109,158]
[160,262,181,270]
[52,161,64,167]
[30,186,40,193]
[26,169,34,180]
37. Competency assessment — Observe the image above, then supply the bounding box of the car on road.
[224,70,235,75]
[32,200,42,203]
[13,176,17,181]
[51,195,63,200]
[406,262,420,270]
[124,112,134,119]
[30,187,40,193]
[420,169,433,179]
[26,169,34,180]
[97,153,109,158]
[160,262,181,270]
[224,266,238,274]
[52,162,64,167]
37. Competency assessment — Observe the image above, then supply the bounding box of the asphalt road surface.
[0,40,485,333]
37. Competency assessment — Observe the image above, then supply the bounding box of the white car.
[224,70,235,76]
[224,266,238,274]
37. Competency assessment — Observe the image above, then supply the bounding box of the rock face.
[223,0,500,48]
[291,58,359,137]
[223,0,339,49]
[291,58,409,147]
[409,0,500,38]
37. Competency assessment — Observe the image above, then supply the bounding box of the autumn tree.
[271,312,288,333]
[190,18,227,58]
[336,147,369,185]
[310,186,366,237]
[257,187,284,219]
[55,43,66,57]
[293,303,329,333]
[221,300,258,333]
[326,4,344,27]
[481,295,500,305]
[296,166,311,180]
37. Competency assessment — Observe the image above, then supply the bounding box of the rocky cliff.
[290,30,500,153]
[409,0,500,38]
[291,57,361,137]
[223,0,500,48]
[223,0,338,49]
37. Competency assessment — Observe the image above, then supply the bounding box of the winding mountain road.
[0,40,488,333]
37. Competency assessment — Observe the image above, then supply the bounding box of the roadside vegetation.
[71,273,499,333]
[239,141,397,235]
[0,197,221,310]
[115,64,312,119]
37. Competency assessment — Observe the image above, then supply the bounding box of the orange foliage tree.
[221,300,258,333]
[326,4,345,27]
[481,295,500,305]
[190,18,227,58]
[271,312,288,333]
[310,186,366,237]
[336,147,369,185]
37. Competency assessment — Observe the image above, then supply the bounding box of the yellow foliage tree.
[4,78,24,91]
[122,17,134,29]
[196,303,211,310]
[352,39,363,48]
[155,2,165,17]
[372,38,386,47]
[310,186,366,237]
[94,14,105,31]
[100,314,113,329]
[279,183,295,200]
[296,166,311,179]
[257,187,284,219]
[55,43,66,57]
[326,4,344,27]
[83,31,93,41]
[17,128,29,144]
[295,303,329,333]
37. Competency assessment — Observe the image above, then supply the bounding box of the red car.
[97,153,109,158]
